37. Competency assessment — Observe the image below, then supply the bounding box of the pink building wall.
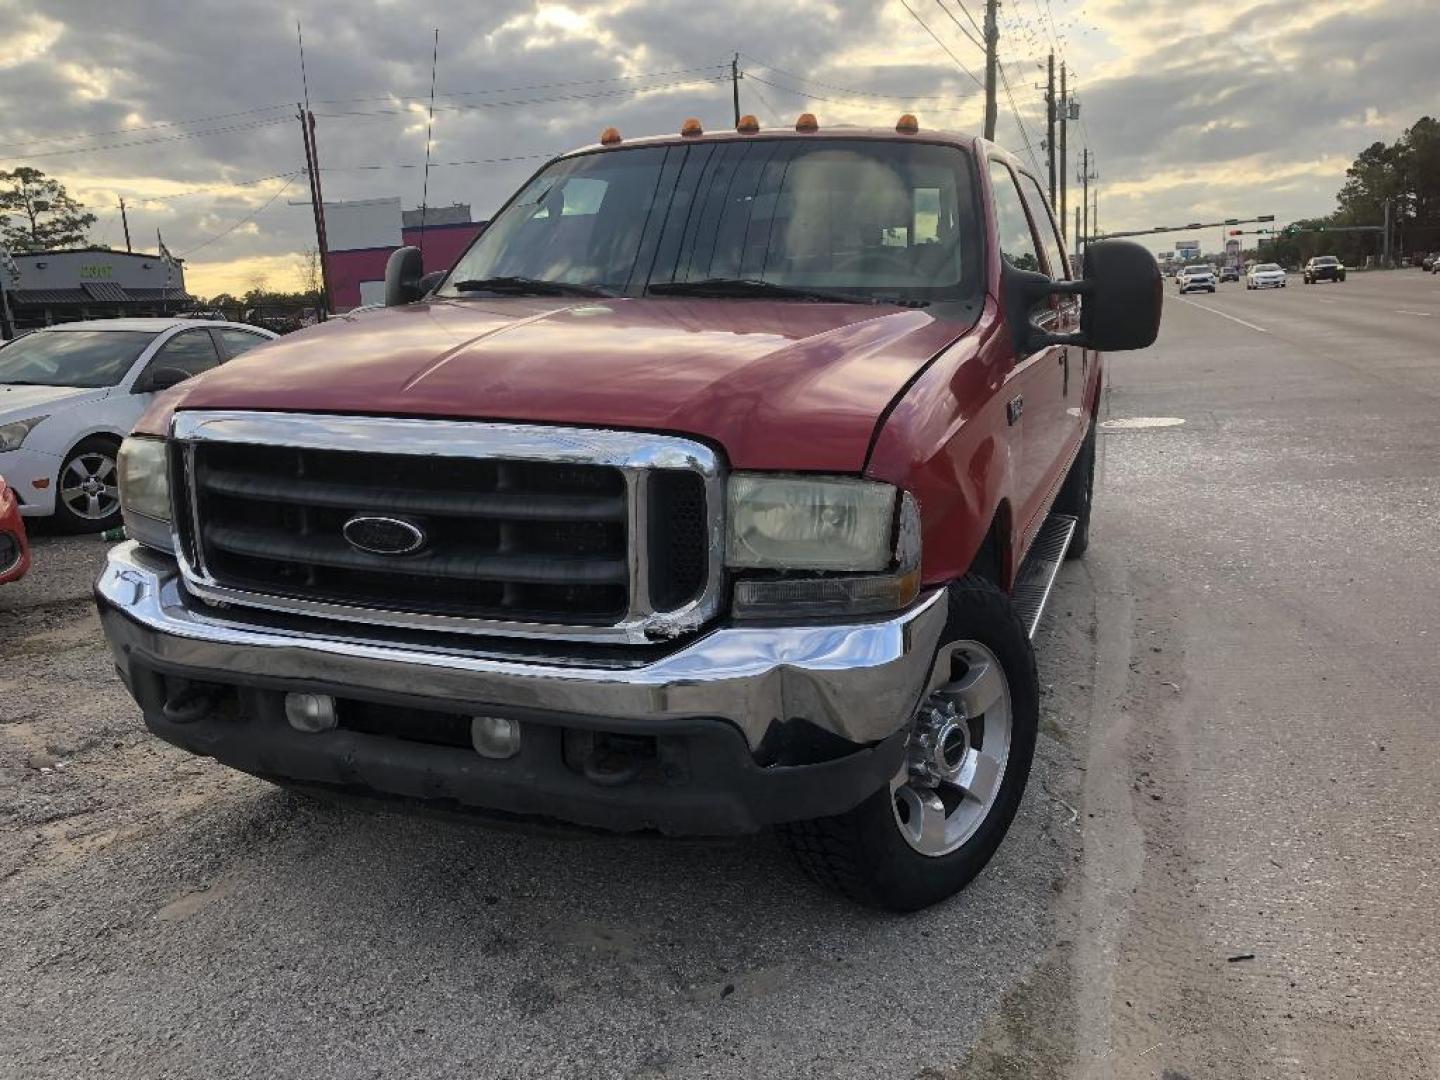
[325,221,484,311]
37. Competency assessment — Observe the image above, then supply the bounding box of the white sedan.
[1176,265,1217,294]
[1246,263,1288,289]
[0,318,277,531]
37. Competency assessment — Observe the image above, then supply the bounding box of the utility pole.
[297,106,333,318]
[119,197,132,253]
[1059,64,1068,237]
[1045,53,1056,206]
[983,0,999,140]
[731,53,741,127]
[1074,206,1081,272]
[1080,147,1089,251]
[1092,169,1099,239]
[1382,197,1392,266]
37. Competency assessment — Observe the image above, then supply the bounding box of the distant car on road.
[1246,263,1287,289]
[0,474,30,584]
[0,318,277,532]
[1303,256,1346,284]
[1420,252,1438,272]
[1218,265,1240,282]
[1177,264,1217,293]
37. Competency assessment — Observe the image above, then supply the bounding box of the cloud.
[0,0,1436,290]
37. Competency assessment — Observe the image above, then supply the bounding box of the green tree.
[1329,117,1440,261]
[0,167,97,251]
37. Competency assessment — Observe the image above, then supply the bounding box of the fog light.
[471,715,521,759]
[285,692,337,733]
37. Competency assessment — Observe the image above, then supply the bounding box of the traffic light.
[1228,230,1243,236]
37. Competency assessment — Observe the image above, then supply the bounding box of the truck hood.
[1,384,108,419]
[143,297,969,471]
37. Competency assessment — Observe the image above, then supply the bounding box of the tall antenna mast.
[418,28,439,260]
[296,20,312,111]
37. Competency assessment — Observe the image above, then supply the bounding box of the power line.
[311,77,732,120]
[998,62,1045,176]
[745,81,786,127]
[176,174,300,258]
[313,64,731,106]
[896,0,986,90]
[0,104,292,156]
[740,57,980,104]
[932,0,985,51]
[110,170,306,203]
[744,74,980,112]
[0,117,293,164]
[323,153,560,171]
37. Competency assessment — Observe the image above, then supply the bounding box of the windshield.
[0,330,157,388]
[1314,256,1338,265]
[1184,265,1210,274]
[1255,264,1282,272]
[440,139,981,304]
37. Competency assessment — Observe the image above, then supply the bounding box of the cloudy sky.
[1,0,1434,296]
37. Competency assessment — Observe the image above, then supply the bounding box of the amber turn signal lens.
[736,114,760,133]
[795,112,818,132]
[681,117,703,136]
[896,113,919,134]
[599,126,622,145]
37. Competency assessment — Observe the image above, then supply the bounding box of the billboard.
[1175,239,1201,260]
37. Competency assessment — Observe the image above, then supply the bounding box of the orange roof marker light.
[795,112,819,133]
[681,117,703,137]
[896,114,919,134]
[599,126,622,145]
[736,114,761,134]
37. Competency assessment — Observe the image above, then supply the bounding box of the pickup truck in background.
[97,116,1161,910]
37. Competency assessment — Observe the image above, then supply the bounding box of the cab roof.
[562,124,986,159]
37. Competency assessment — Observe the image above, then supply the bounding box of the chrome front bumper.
[96,542,949,751]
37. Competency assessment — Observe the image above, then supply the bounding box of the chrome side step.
[1011,513,1078,639]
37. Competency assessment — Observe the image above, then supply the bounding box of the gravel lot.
[0,526,1091,1079]
[5,270,1438,1078]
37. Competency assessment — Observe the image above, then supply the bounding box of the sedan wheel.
[54,439,123,533]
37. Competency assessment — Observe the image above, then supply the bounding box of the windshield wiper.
[449,276,613,298]
[647,278,875,303]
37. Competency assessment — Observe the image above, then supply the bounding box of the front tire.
[53,436,123,533]
[781,577,1039,912]
[1054,418,1095,559]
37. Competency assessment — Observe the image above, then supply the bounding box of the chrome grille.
[170,412,724,643]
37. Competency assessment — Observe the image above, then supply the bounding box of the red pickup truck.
[97,117,1159,910]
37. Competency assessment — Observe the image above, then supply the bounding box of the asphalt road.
[1,269,1437,1079]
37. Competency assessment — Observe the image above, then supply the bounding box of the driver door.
[989,159,1065,557]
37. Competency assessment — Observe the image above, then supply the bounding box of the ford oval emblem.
[342,515,427,556]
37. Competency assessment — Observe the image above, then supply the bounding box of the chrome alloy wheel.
[60,451,120,521]
[891,640,1014,857]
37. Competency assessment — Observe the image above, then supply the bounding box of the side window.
[147,329,221,378]
[1017,173,1070,279]
[215,328,270,359]
[987,161,1042,273]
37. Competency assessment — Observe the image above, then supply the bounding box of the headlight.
[727,474,921,617]
[0,415,47,451]
[728,474,898,571]
[117,436,174,551]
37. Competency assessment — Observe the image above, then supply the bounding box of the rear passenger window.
[147,329,221,378]
[1017,173,1070,279]
[215,328,269,358]
[988,161,1041,273]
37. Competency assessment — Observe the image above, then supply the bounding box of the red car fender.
[0,476,32,585]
